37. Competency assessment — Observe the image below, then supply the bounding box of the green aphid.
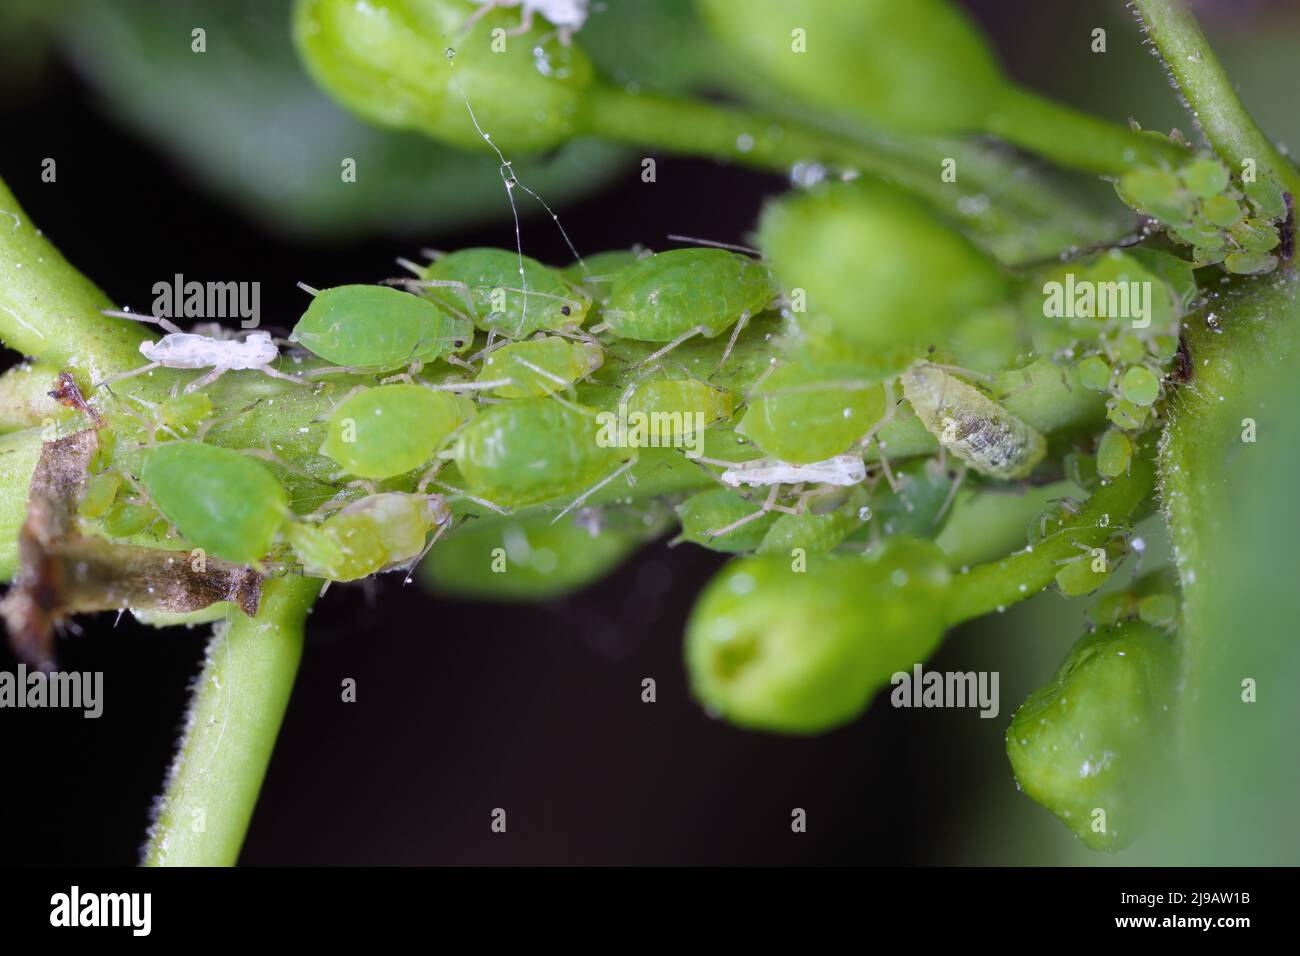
[901,362,1046,480]
[1138,593,1179,628]
[288,492,450,582]
[418,248,589,338]
[1107,399,1147,431]
[290,284,473,371]
[1088,591,1140,627]
[102,499,159,538]
[156,392,213,438]
[476,336,603,398]
[454,399,622,509]
[738,364,886,465]
[1006,621,1176,851]
[602,247,776,343]
[1178,158,1229,199]
[1229,218,1281,254]
[322,384,468,480]
[78,472,123,520]
[1243,176,1286,219]
[141,442,289,565]
[562,249,646,306]
[1200,193,1243,228]
[1115,166,1195,224]
[1055,539,1122,596]
[1076,355,1112,392]
[1224,250,1278,275]
[864,458,961,539]
[675,488,778,553]
[624,377,735,440]
[756,487,868,556]
[1120,366,1161,407]
[1096,428,1133,478]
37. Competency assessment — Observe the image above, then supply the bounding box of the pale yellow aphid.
[901,361,1046,480]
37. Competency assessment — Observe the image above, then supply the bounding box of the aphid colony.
[74,242,1075,586]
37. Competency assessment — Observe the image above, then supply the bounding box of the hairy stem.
[0,176,148,384]
[142,574,318,867]
[1130,0,1300,197]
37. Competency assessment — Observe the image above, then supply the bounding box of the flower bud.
[686,539,950,733]
[294,0,594,152]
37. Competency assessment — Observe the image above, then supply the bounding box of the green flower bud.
[686,540,950,734]
[293,0,594,152]
[759,181,1009,370]
[1006,621,1177,850]
[694,0,1006,135]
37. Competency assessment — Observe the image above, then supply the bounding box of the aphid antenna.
[665,234,764,258]
[705,484,783,539]
[195,398,264,443]
[100,308,184,336]
[714,311,750,375]
[552,456,637,524]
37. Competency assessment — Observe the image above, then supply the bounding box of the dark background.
[0,0,1290,865]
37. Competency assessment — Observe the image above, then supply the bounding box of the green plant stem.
[984,85,1186,175]
[0,426,42,580]
[943,445,1156,626]
[1130,0,1300,198]
[0,362,61,433]
[581,85,1144,264]
[142,574,318,867]
[0,176,148,385]
[1159,272,1300,718]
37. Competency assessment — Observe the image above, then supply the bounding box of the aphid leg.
[665,234,764,257]
[745,357,780,399]
[195,399,263,442]
[100,309,184,335]
[404,278,478,316]
[714,311,750,375]
[932,464,968,527]
[634,325,709,369]
[505,6,535,37]
[426,478,512,516]
[401,515,460,586]
[94,361,162,391]
[422,378,512,393]
[183,367,228,394]
[705,484,782,540]
[257,365,312,388]
[996,367,1035,403]
[552,456,637,524]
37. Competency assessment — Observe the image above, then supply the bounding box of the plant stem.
[142,575,318,867]
[0,363,61,433]
[943,445,1156,626]
[0,176,148,384]
[1130,0,1300,198]
[984,85,1185,175]
[0,426,42,580]
[580,85,1136,264]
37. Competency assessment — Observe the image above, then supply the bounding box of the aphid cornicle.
[290,284,472,371]
[321,384,470,480]
[602,247,777,353]
[288,492,451,582]
[453,398,622,509]
[415,248,589,339]
[901,362,1046,480]
[140,442,290,565]
[475,336,602,398]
